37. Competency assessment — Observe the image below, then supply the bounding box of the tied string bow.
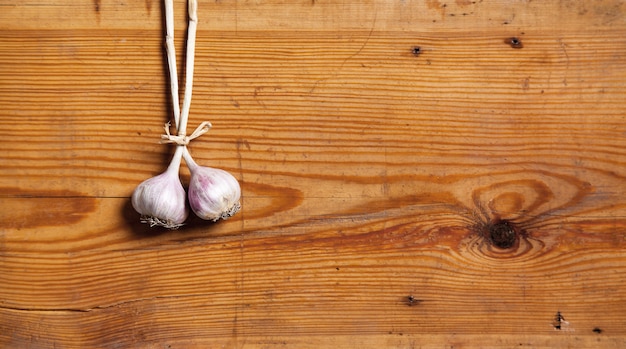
[160,121,212,146]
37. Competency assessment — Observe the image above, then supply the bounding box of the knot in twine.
[160,121,212,146]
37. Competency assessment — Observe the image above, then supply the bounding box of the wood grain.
[1,0,626,348]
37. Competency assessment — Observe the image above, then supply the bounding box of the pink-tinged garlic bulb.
[131,147,188,229]
[183,148,241,222]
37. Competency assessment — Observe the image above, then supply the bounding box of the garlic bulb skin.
[188,166,241,221]
[184,148,241,221]
[131,147,188,229]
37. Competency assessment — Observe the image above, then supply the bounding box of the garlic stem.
[164,0,181,129]
[179,0,198,136]
[182,146,199,172]
[167,143,185,174]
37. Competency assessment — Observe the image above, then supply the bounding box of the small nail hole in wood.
[507,37,523,49]
[406,295,422,306]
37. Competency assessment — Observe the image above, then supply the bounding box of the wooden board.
[1,0,626,347]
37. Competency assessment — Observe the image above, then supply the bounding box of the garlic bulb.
[131,146,188,229]
[183,147,241,221]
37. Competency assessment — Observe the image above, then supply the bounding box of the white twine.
[160,121,212,146]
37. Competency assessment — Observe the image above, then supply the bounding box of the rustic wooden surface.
[1,0,626,347]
